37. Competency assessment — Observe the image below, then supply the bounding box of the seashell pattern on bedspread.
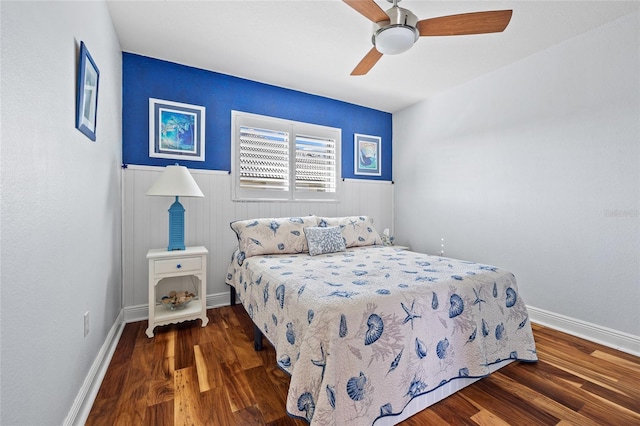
[226,246,538,425]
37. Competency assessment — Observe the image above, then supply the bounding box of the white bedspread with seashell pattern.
[226,245,537,425]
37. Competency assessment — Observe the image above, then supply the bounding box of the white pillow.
[230,216,318,258]
[317,216,382,248]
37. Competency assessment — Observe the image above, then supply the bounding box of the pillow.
[303,226,346,256]
[230,216,318,258]
[317,216,382,248]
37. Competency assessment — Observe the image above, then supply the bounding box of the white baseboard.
[527,305,640,357]
[207,292,232,309]
[123,291,232,323]
[63,309,126,426]
[123,303,148,323]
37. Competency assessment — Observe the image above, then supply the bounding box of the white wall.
[0,1,122,424]
[122,166,394,312]
[393,11,639,339]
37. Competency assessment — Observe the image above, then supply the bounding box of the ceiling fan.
[344,0,513,75]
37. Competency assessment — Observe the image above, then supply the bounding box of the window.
[232,111,340,201]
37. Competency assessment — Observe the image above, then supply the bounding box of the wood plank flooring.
[87,305,640,425]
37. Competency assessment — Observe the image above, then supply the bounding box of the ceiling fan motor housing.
[372,6,419,55]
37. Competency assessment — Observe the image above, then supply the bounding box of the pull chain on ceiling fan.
[344,0,513,75]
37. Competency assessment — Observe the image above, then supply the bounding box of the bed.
[226,216,538,425]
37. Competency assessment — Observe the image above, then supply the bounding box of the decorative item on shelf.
[159,290,196,310]
[381,228,395,246]
[146,164,204,250]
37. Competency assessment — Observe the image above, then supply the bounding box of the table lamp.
[146,164,204,250]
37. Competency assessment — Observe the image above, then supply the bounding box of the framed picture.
[149,98,205,162]
[354,133,381,176]
[75,41,100,141]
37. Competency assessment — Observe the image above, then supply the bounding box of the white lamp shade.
[375,26,416,55]
[146,165,204,197]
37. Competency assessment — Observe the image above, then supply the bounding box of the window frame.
[231,110,341,202]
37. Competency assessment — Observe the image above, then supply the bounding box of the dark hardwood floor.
[87,305,640,425]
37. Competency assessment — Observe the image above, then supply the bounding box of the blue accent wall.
[122,53,392,180]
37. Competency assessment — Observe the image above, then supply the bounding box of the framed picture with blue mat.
[354,133,381,176]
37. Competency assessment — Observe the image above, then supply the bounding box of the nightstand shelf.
[146,246,209,338]
[152,301,203,323]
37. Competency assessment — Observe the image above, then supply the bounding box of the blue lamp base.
[167,196,186,251]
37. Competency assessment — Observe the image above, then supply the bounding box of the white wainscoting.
[122,165,394,309]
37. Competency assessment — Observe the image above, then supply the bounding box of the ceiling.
[106,1,639,113]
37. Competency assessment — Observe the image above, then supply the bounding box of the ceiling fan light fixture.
[371,4,419,55]
[374,25,417,55]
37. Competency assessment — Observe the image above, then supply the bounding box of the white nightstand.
[146,246,209,338]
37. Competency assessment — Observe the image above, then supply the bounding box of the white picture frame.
[149,98,205,162]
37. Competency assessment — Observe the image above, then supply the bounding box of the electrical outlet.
[84,311,90,337]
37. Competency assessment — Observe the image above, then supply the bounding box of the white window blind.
[239,126,289,191]
[232,111,340,201]
[295,134,336,193]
